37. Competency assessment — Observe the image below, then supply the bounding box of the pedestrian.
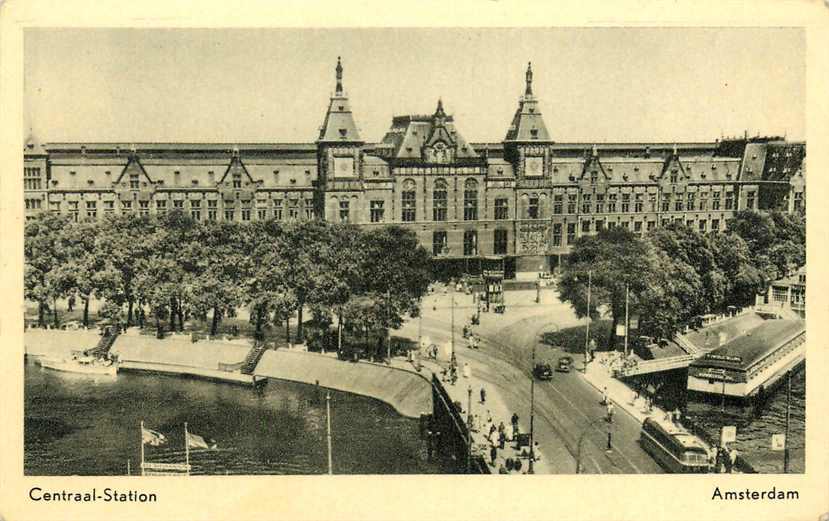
[499,429,506,450]
[504,422,513,445]
[728,448,739,473]
[606,401,614,423]
[462,362,471,379]
[532,441,542,462]
[511,413,519,439]
[602,386,608,405]
[490,444,498,466]
[486,409,493,425]
[480,387,486,404]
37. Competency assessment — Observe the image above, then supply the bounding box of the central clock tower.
[503,62,554,181]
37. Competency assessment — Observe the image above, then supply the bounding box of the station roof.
[691,319,805,371]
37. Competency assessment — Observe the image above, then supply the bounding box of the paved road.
[399,294,663,474]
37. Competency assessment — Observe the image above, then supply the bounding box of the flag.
[142,427,167,447]
[186,431,214,450]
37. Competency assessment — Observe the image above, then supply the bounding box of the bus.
[639,418,711,473]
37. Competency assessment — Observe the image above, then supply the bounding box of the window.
[674,195,684,212]
[305,200,314,220]
[25,198,42,210]
[793,192,804,211]
[258,208,268,220]
[130,174,140,190]
[370,200,385,223]
[725,191,734,210]
[746,190,756,210]
[661,218,671,227]
[581,220,591,233]
[670,169,679,184]
[241,208,251,221]
[139,200,149,217]
[699,192,708,210]
[595,194,605,213]
[224,208,235,221]
[528,197,540,219]
[24,168,42,190]
[339,200,350,223]
[607,194,617,213]
[661,194,671,212]
[634,221,643,235]
[121,200,132,213]
[553,223,562,246]
[553,195,563,215]
[621,221,630,230]
[273,200,283,220]
[621,194,630,213]
[433,180,448,221]
[156,200,167,214]
[50,201,61,214]
[68,201,79,222]
[595,219,604,232]
[232,173,242,189]
[494,229,508,255]
[104,200,114,214]
[581,194,591,214]
[608,221,616,229]
[711,219,719,232]
[463,179,478,221]
[173,200,184,210]
[463,230,478,256]
[590,171,599,184]
[190,200,201,221]
[687,192,696,211]
[649,193,657,212]
[566,223,576,244]
[494,198,509,220]
[647,220,656,231]
[433,231,448,256]
[698,220,707,232]
[634,193,644,213]
[401,188,416,222]
[567,194,577,214]
[289,200,300,220]
[712,191,721,210]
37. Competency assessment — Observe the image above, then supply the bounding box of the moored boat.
[39,355,118,376]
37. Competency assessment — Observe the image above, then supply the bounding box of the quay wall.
[23,329,102,358]
[254,350,433,419]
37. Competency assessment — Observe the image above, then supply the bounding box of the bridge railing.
[614,354,697,377]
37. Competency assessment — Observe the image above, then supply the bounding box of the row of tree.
[24,212,432,346]
[558,210,805,347]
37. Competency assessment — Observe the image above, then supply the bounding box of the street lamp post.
[584,270,592,371]
[450,283,455,362]
[529,341,536,474]
[467,385,473,473]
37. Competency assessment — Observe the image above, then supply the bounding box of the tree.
[558,227,661,349]
[24,213,71,327]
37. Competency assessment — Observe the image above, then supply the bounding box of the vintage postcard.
[1,1,828,520]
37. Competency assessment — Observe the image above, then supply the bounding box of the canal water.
[649,367,805,474]
[25,359,450,475]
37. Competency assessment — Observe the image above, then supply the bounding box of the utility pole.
[326,391,333,475]
[529,341,536,474]
[584,270,592,370]
[623,283,629,357]
[184,422,190,476]
[386,289,392,363]
[450,283,455,361]
[784,370,791,473]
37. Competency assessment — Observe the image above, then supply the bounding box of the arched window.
[463,178,478,221]
[401,178,416,222]
[433,179,448,221]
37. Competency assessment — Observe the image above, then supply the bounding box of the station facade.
[23,59,806,273]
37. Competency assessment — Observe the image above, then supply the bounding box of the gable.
[114,155,154,186]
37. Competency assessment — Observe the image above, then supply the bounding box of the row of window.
[432,229,508,256]
[55,198,315,222]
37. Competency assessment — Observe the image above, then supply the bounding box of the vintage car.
[533,362,554,380]
[556,356,574,373]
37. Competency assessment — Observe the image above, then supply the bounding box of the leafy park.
[24,212,432,355]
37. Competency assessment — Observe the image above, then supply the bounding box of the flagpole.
[140,420,145,476]
[326,391,333,475]
[184,422,190,476]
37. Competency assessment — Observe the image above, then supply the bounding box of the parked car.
[556,355,574,373]
[533,362,553,381]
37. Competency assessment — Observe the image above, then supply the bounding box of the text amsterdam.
[29,487,157,503]
[712,486,799,501]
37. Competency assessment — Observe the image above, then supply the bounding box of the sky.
[23,27,805,145]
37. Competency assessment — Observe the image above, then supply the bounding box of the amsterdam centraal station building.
[23,60,805,276]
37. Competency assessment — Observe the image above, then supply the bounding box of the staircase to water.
[241,342,268,375]
[85,329,119,358]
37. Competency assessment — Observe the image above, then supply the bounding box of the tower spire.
[335,56,343,96]
[525,61,533,96]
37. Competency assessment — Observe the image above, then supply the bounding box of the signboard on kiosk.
[720,425,737,445]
